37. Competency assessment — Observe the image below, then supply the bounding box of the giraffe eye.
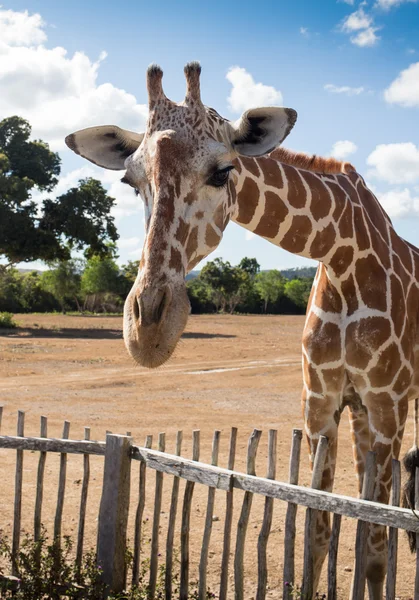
[207,166,234,188]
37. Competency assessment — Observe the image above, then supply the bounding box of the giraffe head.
[65,63,297,367]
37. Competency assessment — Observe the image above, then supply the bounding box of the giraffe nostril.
[154,289,167,323]
[133,296,140,323]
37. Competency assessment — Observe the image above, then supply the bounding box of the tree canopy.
[0,116,118,267]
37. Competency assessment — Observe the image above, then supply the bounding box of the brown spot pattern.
[393,366,412,395]
[340,274,358,317]
[185,226,199,259]
[262,158,284,188]
[303,172,331,220]
[281,215,312,253]
[304,313,341,364]
[283,165,306,209]
[175,217,190,244]
[391,229,413,274]
[205,224,220,247]
[169,247,182,273]
[329,246,354,278]
[314,271,342,313]
[355,254,387,312]
[338,201,354,239]
[241,157,260,178]
[390,275,405,338]
[345,317,391,369]
[253,191,288,239]
[236,177,259,225]
[309,222,336,259]
[353,206,370,251]
[368,343,401,387]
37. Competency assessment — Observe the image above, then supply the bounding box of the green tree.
[254,270,286,313]
[284,277,313,310]
[121,260,139,285]
[81,255,123,312]
[200,258,251,313]
[238,257,260,278]
[186,278,214,313]
[40,261,82,313]
[0,116,118,268]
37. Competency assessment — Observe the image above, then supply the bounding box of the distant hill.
[185,270,199,281]
[279,266,317,280]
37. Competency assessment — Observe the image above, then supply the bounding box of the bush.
[0,312,17,329]
[0,529,215,599]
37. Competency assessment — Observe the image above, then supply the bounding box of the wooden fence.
[1,406,419,599]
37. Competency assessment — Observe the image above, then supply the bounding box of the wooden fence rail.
[0,408,419,599]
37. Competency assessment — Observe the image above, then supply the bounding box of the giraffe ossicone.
[66,62,419,599]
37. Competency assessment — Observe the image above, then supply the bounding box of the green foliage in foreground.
[0,530,215,599]
[0,312,17,328]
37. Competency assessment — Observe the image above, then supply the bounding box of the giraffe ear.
[231,107,297,157]
[65,125,144,170]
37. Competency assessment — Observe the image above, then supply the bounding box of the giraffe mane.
[269,147,356,175]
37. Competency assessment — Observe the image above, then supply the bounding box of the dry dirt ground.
[0,313,416,599]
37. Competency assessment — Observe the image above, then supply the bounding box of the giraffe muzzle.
[123,280,190,368]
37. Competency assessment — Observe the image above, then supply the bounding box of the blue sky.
[2,0,419,270]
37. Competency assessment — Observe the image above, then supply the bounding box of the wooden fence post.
[97,433,132,596]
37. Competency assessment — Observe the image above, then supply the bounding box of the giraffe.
[65,63,419,598]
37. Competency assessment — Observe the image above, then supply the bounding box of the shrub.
[0,312,17,329]
[0,529,215,599]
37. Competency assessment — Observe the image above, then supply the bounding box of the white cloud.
[0,8,46,46]
[375,0,418,9]
[377,188,419,218]
[341,8,372,31]
[384,62,419,107]
[350,27,380,46]
[331,140,358,159]
[226,67,283,113]
[118,237,141,249]
[339,0,355,4]
[300,27,309,37]
[324,83,364,95]
[339,8,380,47]
[0,8,148,150]
[367,142,419,184]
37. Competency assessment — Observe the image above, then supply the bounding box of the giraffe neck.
[231,154,373,273]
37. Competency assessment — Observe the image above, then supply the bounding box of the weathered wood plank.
[219,426,238,600]
[132,434,152,587]
[199,430,220,600]
[386,459,401,600]
[12,410,25,577]
[54,421,70,544]
[180,430,200,600]
[34,416,47,543]
[256,429,277,600]
[97,434,132,594]
[0,435,105,455]
[76,427,91,580]
[327,513,342,600]
[351,451,376,600]
[301,436,329,599]
[149,433,165,600]
[165,431,183,600]
[283,428,302,600]
[131,444,419,531]
[235,428,262,600]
